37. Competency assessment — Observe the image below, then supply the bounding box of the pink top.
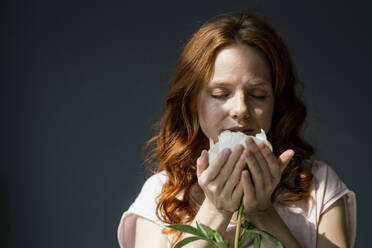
[117,160,356,248]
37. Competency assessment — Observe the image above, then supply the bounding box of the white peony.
[208,129,273,164]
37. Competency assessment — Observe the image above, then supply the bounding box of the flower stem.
[234,203,244,248]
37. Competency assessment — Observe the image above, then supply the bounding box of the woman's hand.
[241,137,295,216]
[196,144,246,213]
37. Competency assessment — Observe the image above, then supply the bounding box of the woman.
[117,12,356,248]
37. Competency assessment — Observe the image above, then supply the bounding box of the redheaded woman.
[118,12,356,248]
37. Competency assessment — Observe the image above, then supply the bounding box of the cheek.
[199,102,217,125]
[204,101,227,122]
[253,105,274,128]
[253,107,269,116]
[198,98,227,136]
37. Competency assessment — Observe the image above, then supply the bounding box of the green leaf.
[196,222,215,239]
[213,232,228,248]
[167,224,203,237]
[173,235,221,248]
[213,231,224,243]
[215,240,229,248]
[244,227,285,248]
[174,236,202,248]
[253,235,261,248]
[238,231,254,247]
[240,227,246,237]
[224,240,229,247]
[242,220,253,229]
[260,231,284,248]
[196,222,229,248]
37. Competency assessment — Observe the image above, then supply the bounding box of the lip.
[225,126,254,136]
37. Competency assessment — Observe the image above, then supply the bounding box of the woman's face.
[197,43,274,143]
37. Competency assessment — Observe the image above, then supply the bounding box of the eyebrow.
[209,80,271,88]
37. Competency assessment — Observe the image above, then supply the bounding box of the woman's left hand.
[241,137,295,217]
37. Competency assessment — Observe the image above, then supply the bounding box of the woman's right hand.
[196,145,247,213]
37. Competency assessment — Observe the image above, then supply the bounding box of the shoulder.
[310,160,338,183]
[310,159,336,176]
[310,160,357,247]
[308,160,356,222]
[274,160,356,247]
[308,159,334,177]
[131,171,168,211]
[117,171,169,227]
[309,160,348,201]
[140,171,168,193]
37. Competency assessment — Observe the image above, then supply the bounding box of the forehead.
[208,44,272,88]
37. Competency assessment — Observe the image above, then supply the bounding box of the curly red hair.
[144,12,314,245]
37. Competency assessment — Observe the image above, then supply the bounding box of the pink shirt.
[117,160,356,247]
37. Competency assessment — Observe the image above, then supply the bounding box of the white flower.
[208,129,273,164]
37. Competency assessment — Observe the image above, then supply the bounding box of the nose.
[229,91,250,119]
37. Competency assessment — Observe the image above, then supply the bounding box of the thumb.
[278,149,295,174]
[196,150,209,177]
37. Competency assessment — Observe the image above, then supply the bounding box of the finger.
[258,143,281,180]
[221,149,246,197]
[278,149,295,174]
[241,170,255,206]
[217,144,244,187]
[202,148,231,182]
[246,138,272,187]
[196,150,209,178]
[231,180,244,204]
[243,148,265,198]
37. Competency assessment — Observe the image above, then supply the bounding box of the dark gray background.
[2,0,371,247]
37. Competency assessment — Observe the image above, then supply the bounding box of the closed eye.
[211,94,229,99]
[212,94,266,100]
[249,94,267,100]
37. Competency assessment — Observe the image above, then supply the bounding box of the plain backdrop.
[1,0,371,247]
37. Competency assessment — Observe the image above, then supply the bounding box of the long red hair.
[144,12,314,245]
